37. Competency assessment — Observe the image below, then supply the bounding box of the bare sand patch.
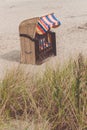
[0,0,87,79]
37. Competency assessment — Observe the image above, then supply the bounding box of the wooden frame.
[19,17,56,64]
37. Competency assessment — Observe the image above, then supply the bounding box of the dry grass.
[0,119,50,130]
[0,54,87,130]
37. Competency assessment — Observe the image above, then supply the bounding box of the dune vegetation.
[0,54,87,130]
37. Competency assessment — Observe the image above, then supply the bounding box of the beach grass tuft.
[0,55,87,130]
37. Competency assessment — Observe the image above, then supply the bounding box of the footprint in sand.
[78,23,87,30]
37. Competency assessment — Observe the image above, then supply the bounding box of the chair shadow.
[0,50,55,65]
[0,50,20,62]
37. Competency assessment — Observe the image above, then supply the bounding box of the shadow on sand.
[0,50,20,62]
[0,50,54,65]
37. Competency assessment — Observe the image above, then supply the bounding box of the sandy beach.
[0,0,87,79]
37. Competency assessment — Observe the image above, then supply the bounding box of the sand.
[0,0,87,79]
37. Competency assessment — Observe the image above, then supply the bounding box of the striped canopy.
[36,13,61,35]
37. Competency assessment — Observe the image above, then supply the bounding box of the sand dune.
[0,0,87,79]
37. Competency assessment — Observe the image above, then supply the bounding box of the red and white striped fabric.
[36,13,61,35]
